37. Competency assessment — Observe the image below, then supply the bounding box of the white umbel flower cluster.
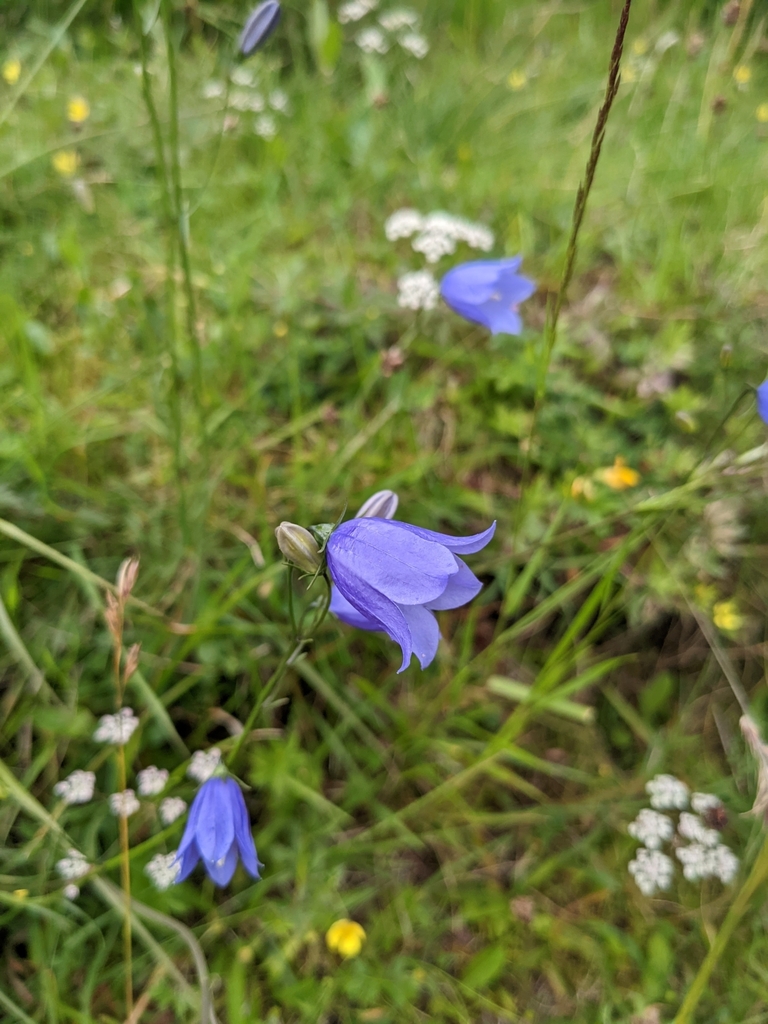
[54,769,96,805]
[676,842,739,883]
[144,852,181,891]
[231,89,265,112]
[137,766,169,797]
[255,113,277,139]
[187,747,222,783]
[399,32,429,59]
[63,883,80,900]
[56,849,91,881]
[93,707,139,745]
[339,0,378,23]
[159,796,187,826]
[397,270,439,311]
[384,208,494,264]
[378,9,418,31]
[356,27,389,53]
[109,789,141,818]
[628,848,674,896]
[627,808,674,850]
[645,773,690,810]
[627,777,739,896]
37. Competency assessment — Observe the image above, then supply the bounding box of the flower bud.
[355,489,399,520]
[275,522,322,574]
[239,1,281,56]
[116,556,139,601]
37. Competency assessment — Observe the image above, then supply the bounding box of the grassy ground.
[2,0,768,1021]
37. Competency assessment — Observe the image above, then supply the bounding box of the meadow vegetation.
[2,0,768,1021]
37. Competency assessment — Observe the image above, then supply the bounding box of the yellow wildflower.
[273,320,288,338]
[2,59,21,86]
[734,64,751,86]
[508,70,527,91]
[570,476,596,501]
[756,103,768,123]
[326,919,366,958]
[13,889,29,899]
[632,38,648,56]
[67,95,90,124]
[623,65,637,84]
[713,601,743,631]
[596,457,640,491]
[53,150,80,177]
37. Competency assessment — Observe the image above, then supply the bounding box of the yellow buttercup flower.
[508,70,527,91]
[53,150,80,177]
[734,65,752,86]
[326,919,366,958]
[756,103,768,123]
[2,59,21,86]
[67,95,90,124]
[596,457,640,491]
[713,600,743,631]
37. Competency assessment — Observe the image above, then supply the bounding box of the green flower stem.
[227,577,332,771]
[673,830,768,1024]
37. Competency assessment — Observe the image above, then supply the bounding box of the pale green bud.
[355,489,399,520]
[275,522,322,574]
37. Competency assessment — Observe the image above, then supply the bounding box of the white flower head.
[385,208,424,241]
[62,883,80,900]
[255,113,277,139]
[411,227,457,263]
[230,66,255,87]
[676,842,739,883]
[56,849,91,881]
[109,789,140,818]
[645,773,689,810]
[691,792,723,815]
[397,270,439,311]
[94,708,139,746]
[232,89,265,112]
[398,31,429,58]
[338,0,378,23]
[144,852,181,891]
[627,808,674,850]
[202,80,225,100]
[356,27,389,53]
[379,9,419,32]
[678,812,720,848]
[450,217,494,251]
[628,847,674,896]
[187,747,222,783]
[54,769,96,805]
[269,89,289,112]
[159,796,187,826]
[137,766,169,797]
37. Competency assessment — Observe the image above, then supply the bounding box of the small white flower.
[397,270,439,311]
[187,748,221,783]
[137,766,169,797]
[411,227,457,263]
[356,27,389,53]
[255,113,277,139]
[63,883,80,900]
[627,808,674,850]
[230,66,255,87]
[678,812,720,848]
[56,849,91,881]
[385,208,424,241]
[269,89,289,112]
[338,0,378,23]
[54,769,96,805]
[378,9,419,32]
[202,80,225,100]
[94,708,139,746]
[711,844,739,884]
[676,842,739,883]
[144,852,181,891]
[628,847,674,896]
[645,773,689,810]
[159,796,187,825]
[398,31,429,59]
[109,789,140,818]
[691,792,722,815]
[231,89,265,112]
[655,30,680,54]
[451,217,494,251]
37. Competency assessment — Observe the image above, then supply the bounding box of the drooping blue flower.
[757,380,768,425]
[175,777,261,887]
[327,518,495,672]
[440,257,536,335]
[239,1,281,56]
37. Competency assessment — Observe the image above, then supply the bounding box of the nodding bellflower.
[440,257,535,336]
[327,517,495,672]
[757,380,768,425]
[239,1,281,56]
[176,777,261,887]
